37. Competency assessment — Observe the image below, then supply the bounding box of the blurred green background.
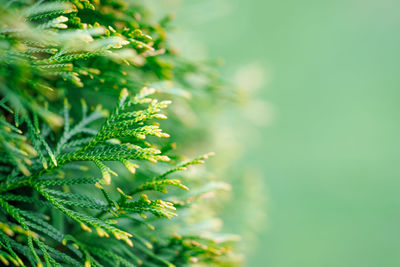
[155,0,400,266]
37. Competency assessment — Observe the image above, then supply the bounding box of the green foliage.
[0,0,239,266]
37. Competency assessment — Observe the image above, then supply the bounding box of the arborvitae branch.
[0,0,239,266]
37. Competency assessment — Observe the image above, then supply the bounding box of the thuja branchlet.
[0,0,239,266]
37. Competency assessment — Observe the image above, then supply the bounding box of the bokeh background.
[151,0,400,266]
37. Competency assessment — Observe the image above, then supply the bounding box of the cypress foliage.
[0,0,240,266]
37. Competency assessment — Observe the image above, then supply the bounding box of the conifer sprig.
[0,0,238,266]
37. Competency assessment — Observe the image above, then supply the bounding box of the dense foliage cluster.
[0,0,239,266]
